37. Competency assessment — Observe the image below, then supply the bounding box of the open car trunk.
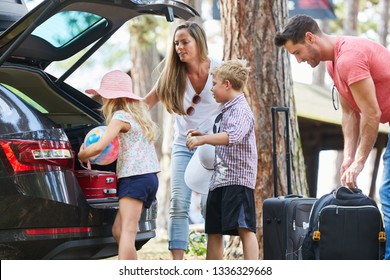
[0,0,28,32]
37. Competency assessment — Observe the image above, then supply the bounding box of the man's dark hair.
[274,14,321,47]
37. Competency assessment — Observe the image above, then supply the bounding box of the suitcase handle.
[271,107,292,196]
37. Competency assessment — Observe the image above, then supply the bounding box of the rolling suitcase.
[302,186,386,260]
[263,107,317,260]
[74,170,117,199]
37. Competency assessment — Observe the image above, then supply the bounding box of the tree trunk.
[379,0,390,46]
[344,0,359,35]
[219,0,308,260]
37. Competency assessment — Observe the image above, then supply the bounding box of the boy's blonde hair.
[211,59,250,92]
[102,98,159,142]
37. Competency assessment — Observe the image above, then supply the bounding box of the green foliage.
[128,16,169,50]
[331,0,381,39]
[186,231,207,257]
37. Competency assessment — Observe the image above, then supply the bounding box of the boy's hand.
[186,135,202,151]
[186,129,209,151]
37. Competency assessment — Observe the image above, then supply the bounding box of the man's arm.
[339,93,360,179]
[340,77,381,187]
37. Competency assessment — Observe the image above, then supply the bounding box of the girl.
[78,70,160,260]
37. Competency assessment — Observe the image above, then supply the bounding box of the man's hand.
[340,160,364,189]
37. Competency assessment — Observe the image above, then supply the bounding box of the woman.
[144,21,222,260]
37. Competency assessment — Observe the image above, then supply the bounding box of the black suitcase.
[263,107,317,260]
[302,186,386,260]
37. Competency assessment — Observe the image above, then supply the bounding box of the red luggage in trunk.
[75,170,117,199]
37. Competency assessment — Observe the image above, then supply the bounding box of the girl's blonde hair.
[155,21,209,115]
[102,98,159,142]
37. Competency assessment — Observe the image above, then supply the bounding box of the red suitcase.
[74,170,117,199]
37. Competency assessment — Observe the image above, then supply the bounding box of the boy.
[186,59,258,260]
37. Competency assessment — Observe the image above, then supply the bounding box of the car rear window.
[31,11,108,48]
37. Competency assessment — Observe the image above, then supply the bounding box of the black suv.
[0,0,197,259]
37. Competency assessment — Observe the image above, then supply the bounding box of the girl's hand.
[78,144,88,163]
[78,119,125,163]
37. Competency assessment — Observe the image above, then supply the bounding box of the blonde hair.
[211,59,250,92]
[102,98,159,142]
[155,21,209,115]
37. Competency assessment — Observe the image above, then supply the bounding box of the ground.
[137,237,205,260]
[108,225,207,260]
[107,235,206,260]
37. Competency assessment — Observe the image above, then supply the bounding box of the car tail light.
[25,227,92,236]
[0,139,74,175]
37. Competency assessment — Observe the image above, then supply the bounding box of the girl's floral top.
[113,110,160,178]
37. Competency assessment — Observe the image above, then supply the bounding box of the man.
[275,14,390,259]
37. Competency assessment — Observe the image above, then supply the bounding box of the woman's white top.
[174,56,222,146]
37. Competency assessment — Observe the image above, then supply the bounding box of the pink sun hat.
[85,70,142,100]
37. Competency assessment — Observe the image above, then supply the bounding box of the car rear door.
[0,0,199,66]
